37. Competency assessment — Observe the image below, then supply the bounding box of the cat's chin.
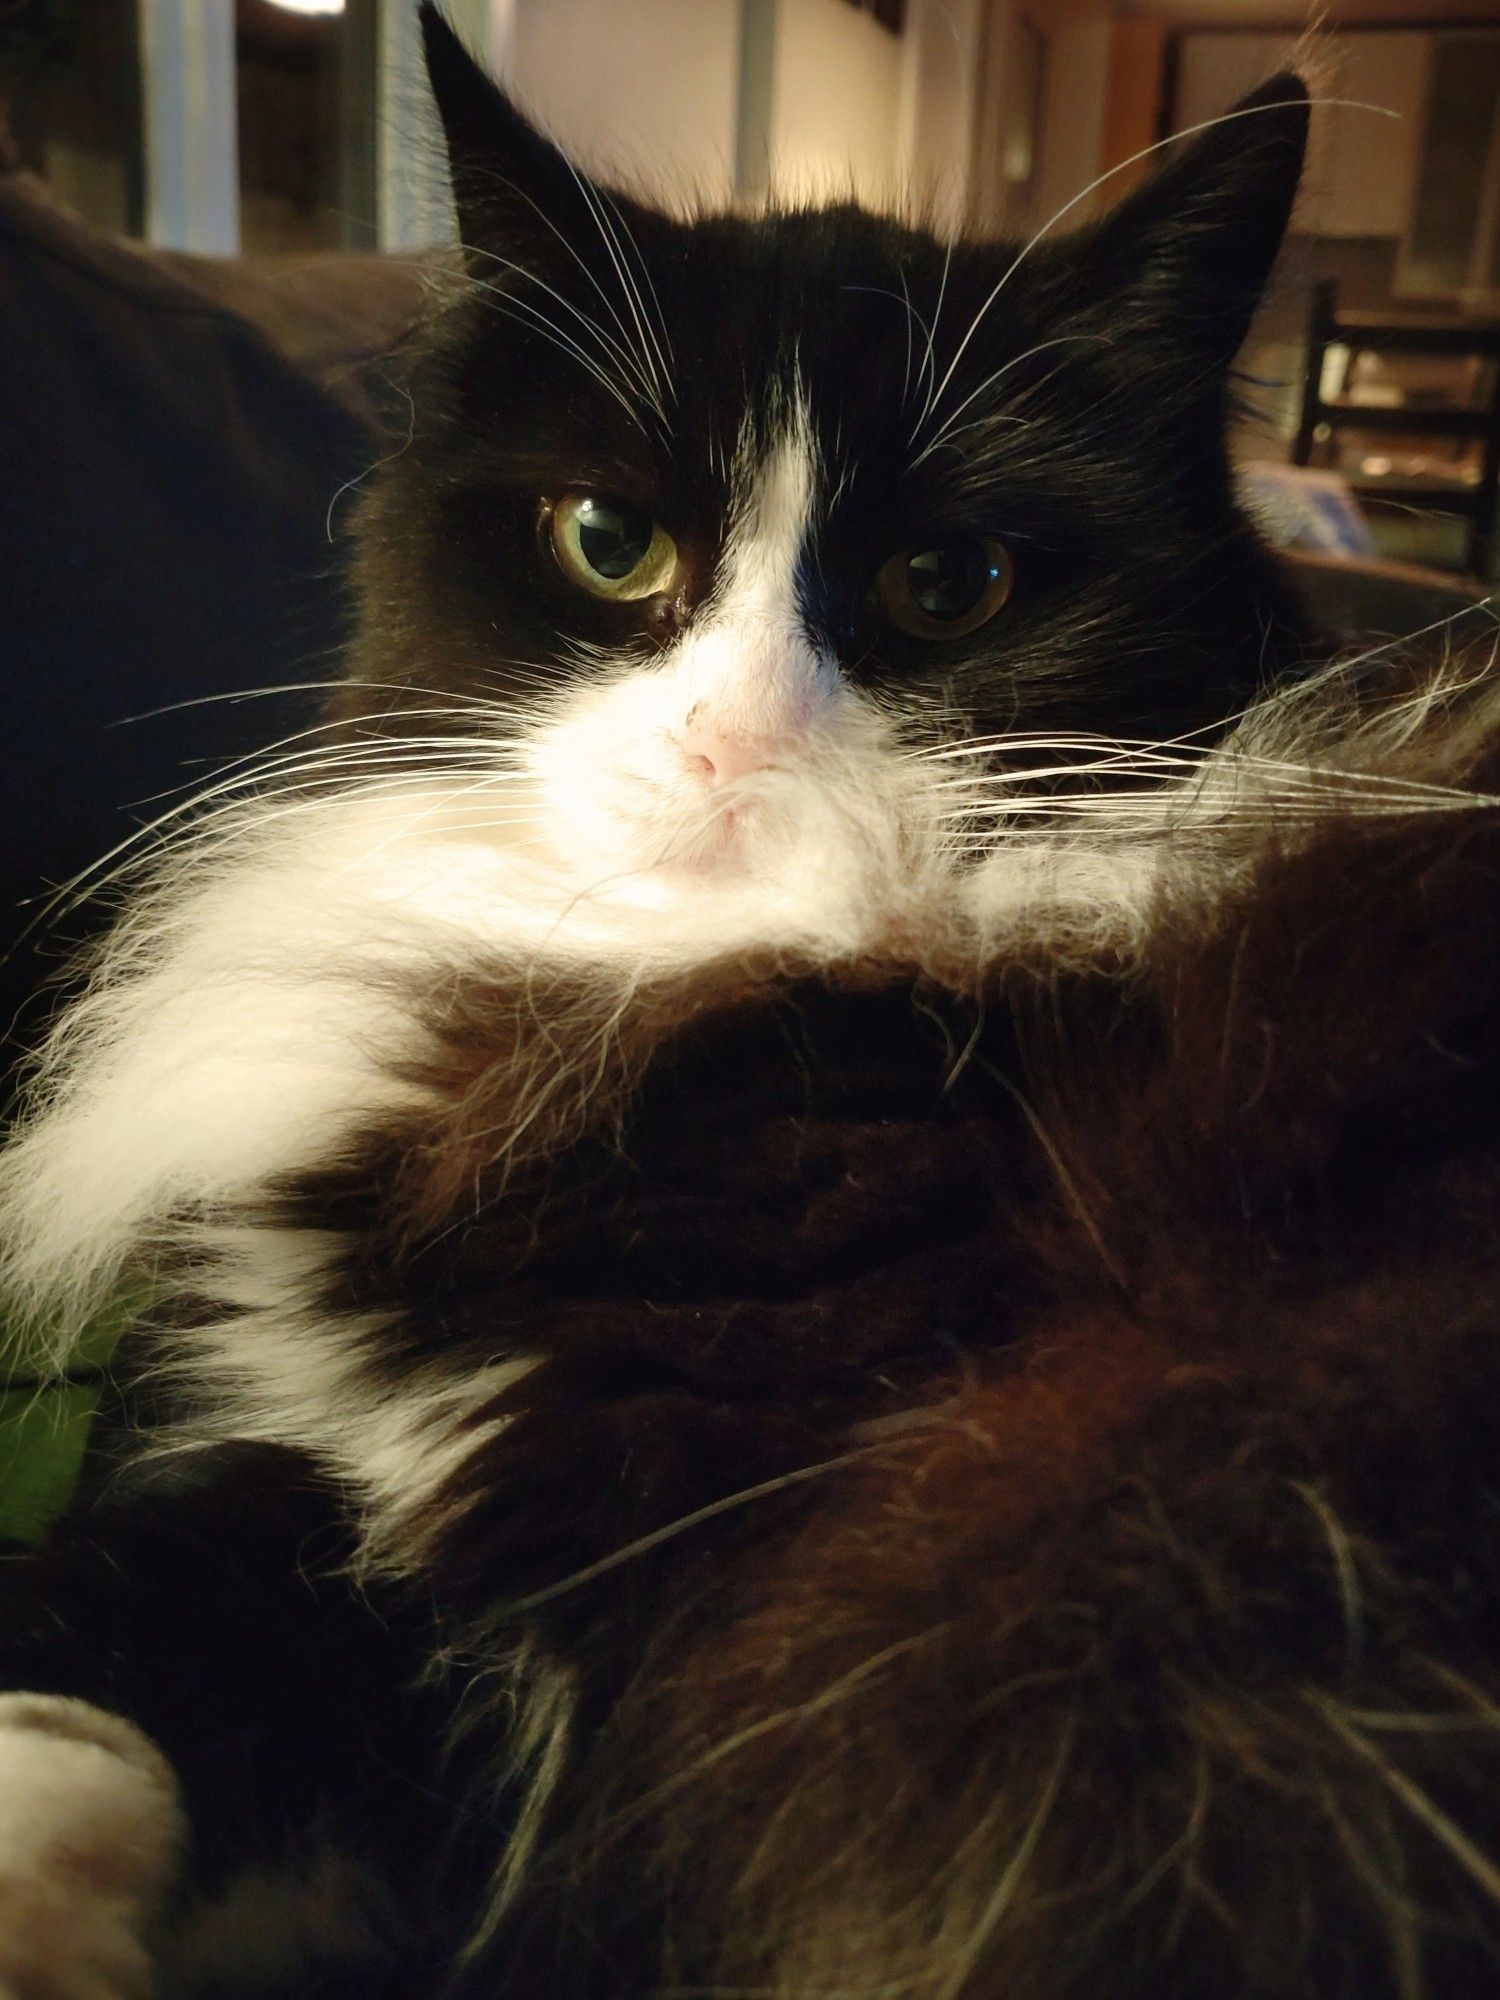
[642,794,763,877]
[538,785,786,899]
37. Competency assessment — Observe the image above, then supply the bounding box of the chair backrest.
[1293,278,1500,580]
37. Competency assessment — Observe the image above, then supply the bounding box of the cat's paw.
[0,1694,183,2000]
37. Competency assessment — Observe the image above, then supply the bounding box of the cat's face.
[345,9,1310,885]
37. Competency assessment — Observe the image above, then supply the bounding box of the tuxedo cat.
[0,13,1315,1358]
[10,15,1485,2000]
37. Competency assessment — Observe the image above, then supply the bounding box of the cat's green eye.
[876,536,1014,640]
[550,494,678,601]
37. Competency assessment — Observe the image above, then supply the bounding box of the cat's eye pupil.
[874,533,1012,641]
[551,493,677,602]
[907,541,994,620]
[575,498,653,581]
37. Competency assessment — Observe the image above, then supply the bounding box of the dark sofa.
[0,160,426,1061]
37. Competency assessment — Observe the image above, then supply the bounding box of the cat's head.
[344,6,1310,887]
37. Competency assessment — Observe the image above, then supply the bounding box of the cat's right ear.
[1070,72,1311,371]
[420,2,595,260]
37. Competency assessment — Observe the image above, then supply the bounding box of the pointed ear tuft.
[419,2,498,152]
[1081,71,1311,369]
[419,1,581,256]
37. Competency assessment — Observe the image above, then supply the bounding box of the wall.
[419,0,1120,244]
[900,0,985,226]
[499,0,741,205]
[395,0,1191,252]
[384,0,910,235]
[770,0,905,207]
[1031,13,1111,231]
[495,0,920,221]
[1098,16,1165,197]
[901,0,1131,242]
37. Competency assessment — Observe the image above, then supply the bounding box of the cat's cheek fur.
[0,1695,183,2000]
[520,660,728,876]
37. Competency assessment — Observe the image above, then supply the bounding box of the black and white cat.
[11,16,1494,2000]
[0,13,1314,1351]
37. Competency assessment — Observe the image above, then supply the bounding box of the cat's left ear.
[420,2,646,265]
[1076,72,1310,367]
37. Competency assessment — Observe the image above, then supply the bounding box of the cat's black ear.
[1078,72,1310,366]
[419,2,598,256]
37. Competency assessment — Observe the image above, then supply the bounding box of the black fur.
[14,16,1467,2000]
[1,1441,471,1995]
[345,12,1313,755]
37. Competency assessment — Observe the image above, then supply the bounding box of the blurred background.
[0,0,1498,1061]
[4,0,1500,575]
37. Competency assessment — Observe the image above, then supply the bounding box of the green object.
[0,1307,130,1543]
[0,1375,103,1541]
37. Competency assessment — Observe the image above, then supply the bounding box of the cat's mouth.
[659,782,763,875]
[523,678,907,898]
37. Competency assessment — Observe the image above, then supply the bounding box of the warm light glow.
[261,0,346,15]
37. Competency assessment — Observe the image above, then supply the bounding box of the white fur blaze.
[521,390,899,884]
[0,1695,183,2000]
[676,400,832,771]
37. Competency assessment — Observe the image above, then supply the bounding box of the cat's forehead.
[429,31,1309,531]
[449,200,1077,527]
[642,207,1058,429]
[656,211,998,456]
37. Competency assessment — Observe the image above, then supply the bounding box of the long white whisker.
[11,727,539,942]
[467,282,649,432]
[601,185,675,399]
[123,705,522,809]
[912,228,956,435]
[921,96,1398,437]
[325,382,416,540]
[841,279,931,410]
[911,335,1109,461]
[459,184,650,399]
[913,731,1210,763]
[462,243,659,410]
[566,162,669,423]
[101,680,488,729]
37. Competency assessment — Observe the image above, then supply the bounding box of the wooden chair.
[1293,278,1500,579]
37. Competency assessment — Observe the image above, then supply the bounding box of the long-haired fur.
[6,11,1500,1995]
[5,639,1500,2000]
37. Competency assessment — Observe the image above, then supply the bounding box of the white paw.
[0,1694,183,2000]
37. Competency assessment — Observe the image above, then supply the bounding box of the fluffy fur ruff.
[4,646,1500,1997]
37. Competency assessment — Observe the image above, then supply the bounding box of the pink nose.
[678,720,786,787]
